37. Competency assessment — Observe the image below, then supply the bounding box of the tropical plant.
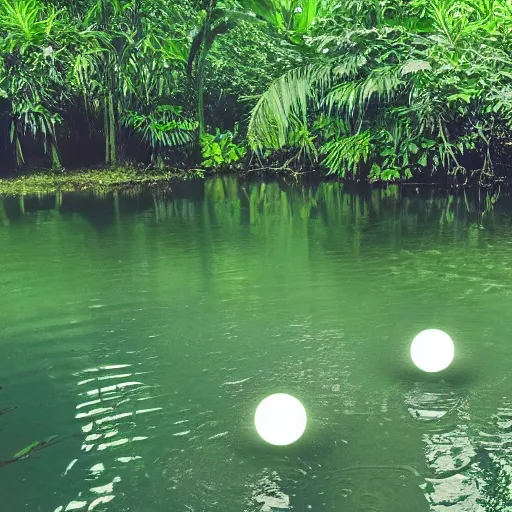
[200,125,247,168]
[121,105,197,168]
[187,0,318,136]
[73,0,192,166]
[0,0,72,167]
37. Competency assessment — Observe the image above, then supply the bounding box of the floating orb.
[254,393,307,446]
[410,329,455,372]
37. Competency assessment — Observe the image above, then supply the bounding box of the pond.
[1,177,511,512]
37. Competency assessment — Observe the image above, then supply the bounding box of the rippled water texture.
[1,179,512,511]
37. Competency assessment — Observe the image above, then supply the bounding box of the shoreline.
[0,166,507,196]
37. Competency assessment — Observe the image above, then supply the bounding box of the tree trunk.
[108,91,116,164]
[197,47,207,138]
[50,138,62,169]
[104,92,117,166]
[104,95,111,165]
[197,1,217,138]
[14,123,25,167]
[156,153,165,170]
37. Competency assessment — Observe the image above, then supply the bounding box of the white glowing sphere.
[410,329,455,372]
[254,393,307,446]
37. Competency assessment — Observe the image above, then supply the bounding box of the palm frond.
[324,64,403,117]
[247,54,366,150]
[121,105,198,151]
[320,130,373,176]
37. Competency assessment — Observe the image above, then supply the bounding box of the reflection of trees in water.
[3,179,512,300]
[4,178,511,303]
[144,179,505,264]
[3,177,509,232]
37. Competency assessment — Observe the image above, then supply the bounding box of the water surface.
[1,178,511,511]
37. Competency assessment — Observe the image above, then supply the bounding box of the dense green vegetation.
[0,0,511,185]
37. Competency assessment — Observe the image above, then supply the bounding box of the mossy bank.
[0,168,209,196]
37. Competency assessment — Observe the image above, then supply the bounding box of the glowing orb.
[254,393,307,446]
[410,329,455,372]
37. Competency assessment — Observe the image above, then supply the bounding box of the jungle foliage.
[0,0,511,185]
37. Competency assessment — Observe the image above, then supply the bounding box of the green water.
[1,178,511,512]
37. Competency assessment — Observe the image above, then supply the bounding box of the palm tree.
[187,0,318,137]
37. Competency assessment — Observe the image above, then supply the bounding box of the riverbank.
[0,168,208,196]
[0,166,326,196]
[0,165,508,196]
